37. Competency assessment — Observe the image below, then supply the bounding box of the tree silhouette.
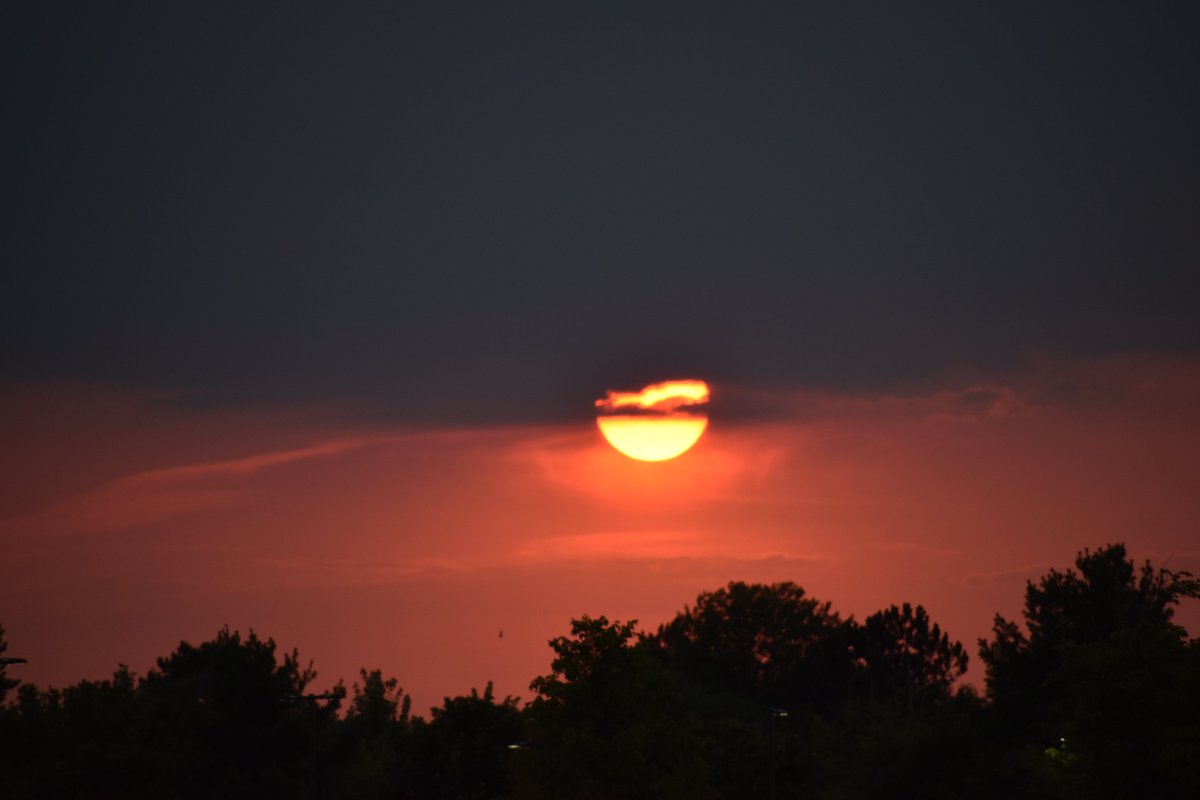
[980,543,1199,714]
[859,602,969,715]
[139,627,340,798]
[410,683,523,800]
[650,581,856,714]
[0,663,148,797]
[1,543,1196,799]
[979,543,1200,797]
[517,615,712,800]
[0,624,23,705]
[332,668,414,799]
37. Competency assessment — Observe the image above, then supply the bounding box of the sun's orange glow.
[596,414,709,462]
[595,379,710,413]
[3,357,1200,715]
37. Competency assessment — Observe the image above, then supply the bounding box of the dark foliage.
[0,624,23,705]
[1,542,1195,798]
[515,615,713,799]
[859,602,969,714]
[410,683,524,800]
[979,543,1200,798]
[649,581,857,715]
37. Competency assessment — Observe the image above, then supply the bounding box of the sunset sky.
[3,2,1199,713]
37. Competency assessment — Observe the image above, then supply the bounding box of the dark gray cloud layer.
[4,2,1199,421]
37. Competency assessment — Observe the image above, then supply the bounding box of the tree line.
[2,542,1197,798]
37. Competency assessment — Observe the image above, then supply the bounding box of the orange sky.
[2,355,1199,713]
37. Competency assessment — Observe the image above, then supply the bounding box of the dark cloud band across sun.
[594,380,710,415]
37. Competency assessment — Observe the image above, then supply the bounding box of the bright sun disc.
[595,380,710,461]
[596,415,709,462]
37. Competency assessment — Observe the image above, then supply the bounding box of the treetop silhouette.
[1,542,1196,798]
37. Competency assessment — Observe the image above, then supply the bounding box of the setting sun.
[595,380,710,461]
[596,414,709,461]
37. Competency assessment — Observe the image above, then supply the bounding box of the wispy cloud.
[517,530,702,561]
[873,541,960,557]
[959,563,1049,588]
[254,555,471,585]
[514,529,835,567]
[1,437,391,537]
[719,382,1038,424]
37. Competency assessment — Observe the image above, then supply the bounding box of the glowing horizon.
[3,356,1199,716]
